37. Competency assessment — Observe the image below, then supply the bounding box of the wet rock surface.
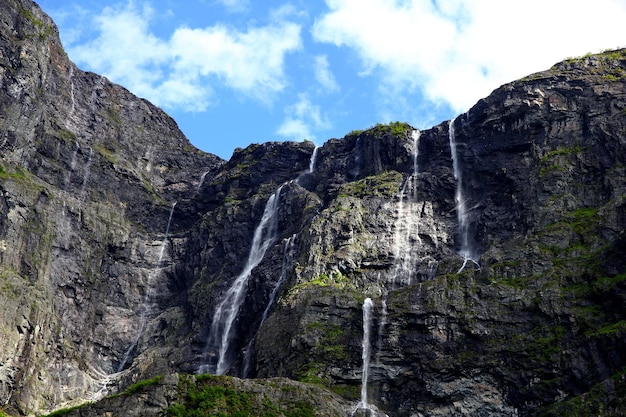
[1,1,626,416]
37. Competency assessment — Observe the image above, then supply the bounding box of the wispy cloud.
[215,0,250,14]
[277,94,330,141]
[313,0,626,113]
[68,1,302,112]
[314,55,339,92]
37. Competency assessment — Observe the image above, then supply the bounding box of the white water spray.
[357,298,374,412]
[201,187,283,375]
[308,146,319,174]
[389,130,422,288]
[68,66,76,116]
[296,146,319,185]
[448,118,480,273]
[196,170,210,192]
[117,201,177,372]
[411,129,420,176]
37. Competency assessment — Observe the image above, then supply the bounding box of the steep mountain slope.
[0,0,222,413]
[0,0,625,416]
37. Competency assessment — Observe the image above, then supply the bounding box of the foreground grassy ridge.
[168,375,316,417]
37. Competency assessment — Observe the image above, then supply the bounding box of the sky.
[36,0,626,160]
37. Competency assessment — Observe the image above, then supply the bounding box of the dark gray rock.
[1,0,625,416]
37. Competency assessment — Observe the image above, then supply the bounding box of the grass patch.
[167,375,317,417]
[337,171,402,198]
[287,271,353,299]
[108,375,164,398]
[346,121,412,139]
[42,403,92,417]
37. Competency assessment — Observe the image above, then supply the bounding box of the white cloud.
[277,94,330,140]
[313,0,626,113]
[314,55,339,92]
[68,1,302,112]
[216,0,250,13]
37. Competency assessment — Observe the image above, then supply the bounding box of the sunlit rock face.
[1,0,626,416]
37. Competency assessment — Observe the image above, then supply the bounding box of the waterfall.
[201,186,283,375]
[411,129,420,176]
[64,65,76,131]
[389,130,422,288]
[308,146,319,174]
[357,298,374,412]
[448,118,480,273]
[68,65,76,116]
[296,145,319,185]
[117,201,177,372]
[241,234,297,377]
[196,170,210,192]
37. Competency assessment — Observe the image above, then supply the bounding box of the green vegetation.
[107,375,164,398]
[42,403,92,417]
[287,271,353,298]
[539,367,626,417]
[338,171,402,198]
[57,128,77,143]
[554,49,626,80]
[294,362,331,386]
[538,145,585,177]
[19,7,54,40]
[95,143,117,165]
[346,128,365,137]
[540,145,585,161]
[0,162,30,182]
[545,207,599,237]
[105,106,122,125]
[346,121,412,139]
[371,121,412,137]
[167,375,316,417]
[293,320,348,386]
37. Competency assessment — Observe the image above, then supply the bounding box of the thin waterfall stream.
[448,118,480,272]
[354,298,374,415]
[200,145,318,376]
[200,186,283,375]
[118,201,177,372]
[390,129,421,288]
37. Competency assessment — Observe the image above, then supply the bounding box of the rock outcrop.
[0,0,625,416]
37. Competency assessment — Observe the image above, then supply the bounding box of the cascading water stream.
[117,201,177,372]
[68,65,76,117]
[296,145,319,185]
[196,170,210,192]
[201,186,283,375]
[411,129,420,176]
[308,146,319,173]
[389,130,421,288]
[241,234,297,377]
[356,298,374,413]
[376,130,422,372]
[448,118,480,273]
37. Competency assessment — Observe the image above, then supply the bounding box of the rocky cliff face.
[0,0,221,413]
[1,0,625,416]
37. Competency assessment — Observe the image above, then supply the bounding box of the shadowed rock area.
[1,0,625,416]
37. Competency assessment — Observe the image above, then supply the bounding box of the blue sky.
[37,0,626,160]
